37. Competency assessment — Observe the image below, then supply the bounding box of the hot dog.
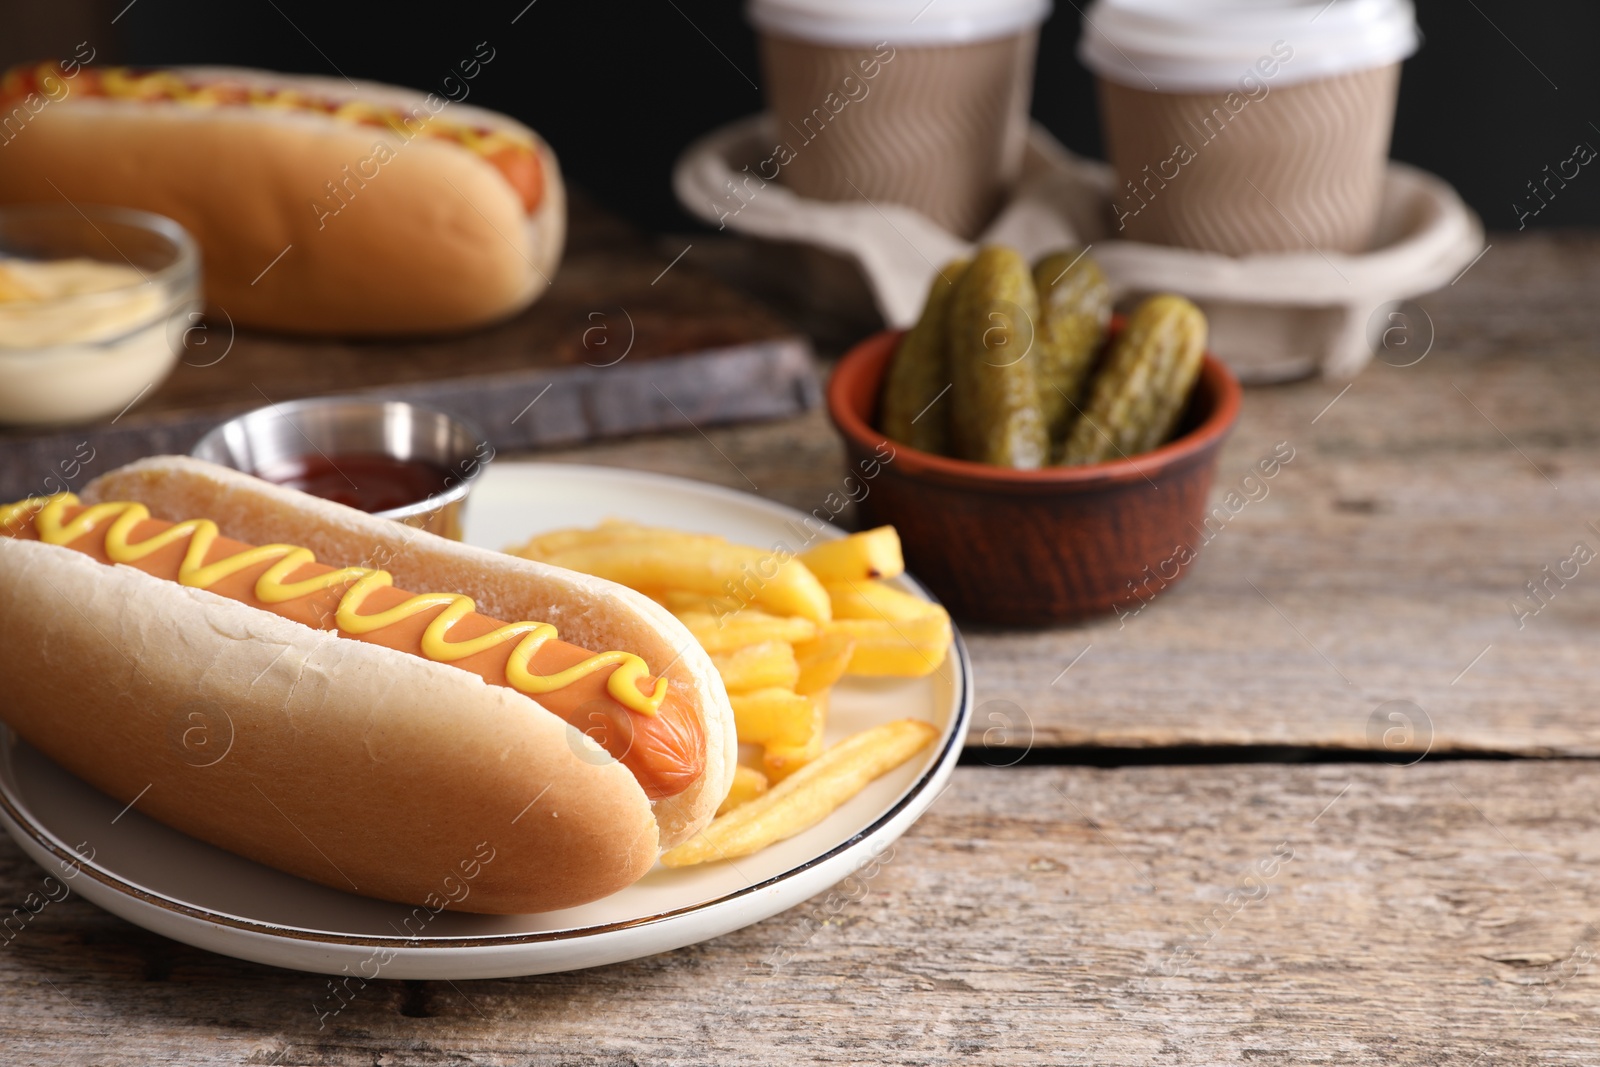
[0,457,736,914]
[0,62,565,336]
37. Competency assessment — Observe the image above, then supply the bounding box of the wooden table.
[4,231,1599,1065]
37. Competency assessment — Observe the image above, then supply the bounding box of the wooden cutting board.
[0,194,817,501]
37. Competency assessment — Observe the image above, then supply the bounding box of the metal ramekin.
[190,397,492,541]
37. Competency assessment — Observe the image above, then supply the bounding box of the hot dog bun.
[0,457,735,915]
[0,66,565,336]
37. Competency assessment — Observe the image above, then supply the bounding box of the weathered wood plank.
[527,231,1600,756]
[1,760,1594,1065]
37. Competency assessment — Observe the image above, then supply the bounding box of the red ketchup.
[254,454,451,514]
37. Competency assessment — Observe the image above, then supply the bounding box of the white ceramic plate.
[0,463,970,978]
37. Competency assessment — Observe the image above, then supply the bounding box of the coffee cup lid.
[1078,0,1419,91]
[748,0,1051,47]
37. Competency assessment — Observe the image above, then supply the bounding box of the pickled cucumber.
[880,259,969,454]
[1059,294,1207,465]
[1033,249,1111,442]
[948,246,1048,468]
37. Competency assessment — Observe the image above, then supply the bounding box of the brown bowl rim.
[827,327,1242,491]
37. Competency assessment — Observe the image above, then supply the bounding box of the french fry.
[660,589,746,616]
[798,527,904,583]
[507,520,704,561]
[839,643,947,677]
[730,688,817,747]
[662,718,939,867]
[675,610,817,653]
[711,641,800,692]
[824,578,947,623]
[717,765,770,816]
[762,732,823,783]
[792,632,855,696]
[828,615,952,677]
[538,540,832,623]
[636,587,675,608]
[762,690,827,782]
[826,613,950,647]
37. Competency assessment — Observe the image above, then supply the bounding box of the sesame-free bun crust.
[0,67,565,336]
[0,458,734,915]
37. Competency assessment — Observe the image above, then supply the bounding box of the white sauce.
[0,257,181,425]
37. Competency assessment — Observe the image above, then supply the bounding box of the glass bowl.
[0,204,200,426]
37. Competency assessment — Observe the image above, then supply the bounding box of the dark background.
[10,0,1598,234]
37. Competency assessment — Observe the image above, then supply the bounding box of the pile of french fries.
[507,522,951,864]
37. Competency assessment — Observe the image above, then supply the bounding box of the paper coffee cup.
[749,0,1051,239]
[1080,0,1419,256]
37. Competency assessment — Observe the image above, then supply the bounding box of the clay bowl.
[827,328,1242,626]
